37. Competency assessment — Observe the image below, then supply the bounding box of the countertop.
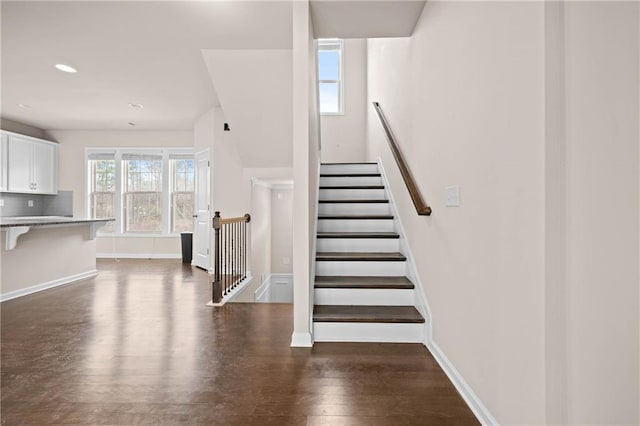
[0,216,115,228]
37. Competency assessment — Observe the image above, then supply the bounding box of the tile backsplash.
[0,191,73,217]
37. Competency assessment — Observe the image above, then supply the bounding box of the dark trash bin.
[180,232,193,263]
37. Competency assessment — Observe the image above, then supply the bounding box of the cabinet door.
[0,133,7,191]
[7,136,33,193]
[32,141,57,194]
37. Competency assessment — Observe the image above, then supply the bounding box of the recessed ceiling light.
[128,122,136,126]
[18,103,32,109]
[55,64,77,73]
[128,103,144,109]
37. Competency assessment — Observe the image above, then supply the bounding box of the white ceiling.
[1,0,426,140]
[1,1,293,131]
[310,0,426,39]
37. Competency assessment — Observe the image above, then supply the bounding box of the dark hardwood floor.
[1,259,479,425]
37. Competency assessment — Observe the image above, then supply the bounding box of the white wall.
[368,2,546,423]
[195,105,247,219]
[234,181,271,303]
[234,182,293,303]
[212,107,246,217]
[271,187,293,274]
[251,183,272,294]
[202,49,293,168]
[47,130,193,257]
[320,38,367,163]
[291,0,320,347]
[367,1,640,424]
[563,2,639,423]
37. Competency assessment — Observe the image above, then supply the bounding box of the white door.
[193,149,211,271]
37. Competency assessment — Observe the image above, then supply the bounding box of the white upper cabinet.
[0,133,7,192]
[2,132,58,194]
[31,140,57,194]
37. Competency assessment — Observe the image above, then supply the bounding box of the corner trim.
[0,269,98,302]
[426,341,499,426]
[96,253,181,259]
[290,332,313,347]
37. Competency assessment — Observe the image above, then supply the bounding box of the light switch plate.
[445,186,460,207]
[28,200,34,207]
[283,257,290,265]
[0,199,4,207]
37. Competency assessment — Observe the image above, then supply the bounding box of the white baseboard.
[0,269,98,302]
[206,275,254,307]
[290,331,313,347]
[254,277,272,302]
[426,341,498,425]
[97,253,181,259]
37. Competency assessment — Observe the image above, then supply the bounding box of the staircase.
[313,162,426,343]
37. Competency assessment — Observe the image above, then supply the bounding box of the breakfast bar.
[1,216,114,301]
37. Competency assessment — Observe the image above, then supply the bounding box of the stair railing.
[372,102,432,216]
[212,211,251,304]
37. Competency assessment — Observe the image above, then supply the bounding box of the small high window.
[318,39,344,115]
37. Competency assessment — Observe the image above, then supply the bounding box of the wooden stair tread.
[315,276,414,289]
[319,185,384,190]
[319,199,389,204]
[313,305,425,323]
[321,162,378,165]
[320,173,381,177]
[317,232,399,239]
[316,252,406,261]
[318,215,394,220]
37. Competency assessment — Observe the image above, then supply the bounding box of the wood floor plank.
[1,259,478,425]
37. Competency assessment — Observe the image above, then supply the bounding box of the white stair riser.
[317,238,400,253]
[321,164,379,174]
[318,219,395,233]
[314,288,414,306]
[320,176,382,186]
[316,260,407,276]
[318,203,390,216]
[313,322,424,343]
[319,189,386,200]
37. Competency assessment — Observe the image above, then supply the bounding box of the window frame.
[85,147,194,237]
[169,157,195,233]
[87,153,116,233]
[318,38,344,116]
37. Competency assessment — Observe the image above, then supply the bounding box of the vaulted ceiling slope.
[310,0,427,38]
[202,50,293,168]
[1,1,293,130]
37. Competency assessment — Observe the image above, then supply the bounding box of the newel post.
[212,211,222,303]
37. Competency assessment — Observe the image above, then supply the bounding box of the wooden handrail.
[219,214,251,226]
[372,102,432,216]
[212,211,251,304]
